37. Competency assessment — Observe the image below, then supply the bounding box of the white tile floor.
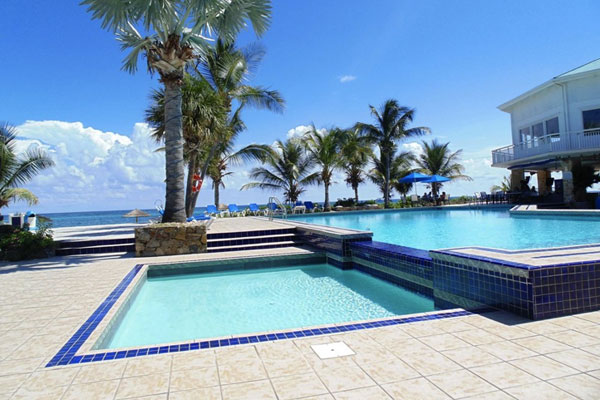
[1,249,600,399]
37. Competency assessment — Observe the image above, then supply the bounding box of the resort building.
[492,58,600,203]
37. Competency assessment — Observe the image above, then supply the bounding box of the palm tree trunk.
[384,150,391,209]
[354,185,359,205]
[184,158,197,218]
[324,183,330,211]
[162,80,186,223]
[214,184,220,207]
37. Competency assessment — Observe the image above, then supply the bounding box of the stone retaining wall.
[135,223,207,257]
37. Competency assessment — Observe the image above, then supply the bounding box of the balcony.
[492,129,600,167]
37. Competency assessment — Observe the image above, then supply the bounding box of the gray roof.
[555,58,600,78]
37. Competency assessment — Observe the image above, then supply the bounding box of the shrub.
[0,222,55,261]
[334,198,355,207]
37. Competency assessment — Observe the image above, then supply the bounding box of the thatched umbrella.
[123,209,150,223]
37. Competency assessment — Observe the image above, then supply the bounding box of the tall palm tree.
[82,0,272,222]
[303,126,344,211]
[416,139,471,198]
[491,176,512,193]
[356,99,429,208]
[368,151,413,202]
[145,74,227,217]
[0,123,54,208]
[340,128,372,205]
[241,139,319,203]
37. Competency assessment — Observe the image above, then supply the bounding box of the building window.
[519,127,530,142]
[583,108,600,131]
[532,122,544,137]
[545,117,559,135]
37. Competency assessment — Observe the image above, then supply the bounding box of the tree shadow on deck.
[0,252,134,275]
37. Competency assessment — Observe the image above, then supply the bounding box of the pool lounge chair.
[186,214,214,228]
[206,204,220,216]
[293,201,306,214]
[304,201,316,212]
[227,204,245,217]
[248,203,260,215]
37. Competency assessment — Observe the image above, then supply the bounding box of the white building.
[492,58,600,203]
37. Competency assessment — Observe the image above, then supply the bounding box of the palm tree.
[356,99,429,208]
[340,128,372,205]
[416,139,471,199]
[0,123,54,208]
[82,0,272,222]
[368,151,413,202]
[241,139,319,203]
[303,126,344,211]
[393,175,413,203]
[491,176,512,193]
[145,74,227,217]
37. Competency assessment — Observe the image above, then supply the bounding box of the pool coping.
[45,258,474,368]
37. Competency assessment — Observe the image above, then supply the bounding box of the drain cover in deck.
[311,342,355,359]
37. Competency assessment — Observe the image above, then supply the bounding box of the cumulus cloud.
[339,75,357,83]
[9,120,166,212]
[286,124,326,139]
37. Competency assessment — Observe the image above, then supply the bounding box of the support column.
[536,170,551,196]
[562,160,576,204]
[510,169,524,191]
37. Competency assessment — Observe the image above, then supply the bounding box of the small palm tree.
[368,152,413,202]
[491,176,512,193]
[0,123,54,208]
[416,139,471,198]
[340,128,372,204]
[241,139,319,203]
[356,99,429,208]
[82,0,272,222]
[303,126,344,211]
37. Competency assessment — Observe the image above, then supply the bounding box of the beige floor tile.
[442,346,502,368]
[546,348,600,372]
[550,316,597,329]
[401,322,444,338]
[549,373,600,400]
[0,374,28,394]
[73,360,127,383]
[418,333,471,351]
[519,321,567,335]
[435,319,477,333]
[451,329,503,346]
[428,369,497,398]
[23,367,79,389]
[169,367,219,391]
[461,391,514,399]
[512,336,571,354]
[11,384,67,399]
[382,377,451,399]
[115,373,169,399]
[368,327,413,348]
[62,379,120,400]
[271,372,328,400]
[221,379,276,400]
[300,395,334,400]
[0,357,44,376]
[399,350,462,376]
[218,358,267,385]
[313,359,375,392]
[471,362,539,389]
[294,336,333,354]
[505,381,576,400]
[546,330,599,347]
[588,369,600,379]
[510,355,579,380]
[124,355,172,377]
[171,350,216,371]
[478,341,537,361]
[333,385,391,399]
[216,346,259,365]
[389,338,434,356]
[578,324,600,339]
[576,311,600,324]
[169,386,222,400]
[358,357,420,384]
[483,325,534,340]
[262,356,313,378]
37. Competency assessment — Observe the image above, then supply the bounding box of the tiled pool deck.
[2,247,600,399]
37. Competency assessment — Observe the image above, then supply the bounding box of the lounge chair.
[293,201,306,214]
[227,204,245,217]
[248,203,260,215]
[206,204,220,216]
[410,194,420,206]
[304,201,316,212]
[264,202,278,216]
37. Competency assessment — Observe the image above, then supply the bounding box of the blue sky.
[1,0,599,213]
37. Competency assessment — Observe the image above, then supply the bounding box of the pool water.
[103,263,434,348]
[293,208,600,250]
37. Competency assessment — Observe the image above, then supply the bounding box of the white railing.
[492,129,600,165]
[267,196,287,221]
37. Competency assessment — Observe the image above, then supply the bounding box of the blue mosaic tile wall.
[295,228,372,257]
[349,241,433,297]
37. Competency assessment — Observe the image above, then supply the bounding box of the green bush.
[0,222,55,261]
[334,198,355,207]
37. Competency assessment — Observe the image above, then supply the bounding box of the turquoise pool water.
[103,263,434,348]
[293,208,600,250]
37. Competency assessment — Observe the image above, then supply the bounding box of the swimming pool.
[100,261,434,349]
[291,208,600,250]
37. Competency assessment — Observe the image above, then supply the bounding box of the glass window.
[583,108,600,130]
[532,123,544,137]
[519,127,530,142]
[545,117,559,134]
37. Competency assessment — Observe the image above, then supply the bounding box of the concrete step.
[206,240,302,253]
[55,243,135,256]
[207,233,297,248]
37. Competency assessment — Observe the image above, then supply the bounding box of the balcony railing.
[492,129,600,165]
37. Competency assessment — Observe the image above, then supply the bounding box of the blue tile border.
[45,261,474,367]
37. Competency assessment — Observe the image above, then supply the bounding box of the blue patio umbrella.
[421,174,450,183]
[398,172,431,196]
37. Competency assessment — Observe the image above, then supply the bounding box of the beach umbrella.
[398,172,431,196]
[421,174,451,183]
[123,209,149,223]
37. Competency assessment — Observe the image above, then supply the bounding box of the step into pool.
[99,260,435,349]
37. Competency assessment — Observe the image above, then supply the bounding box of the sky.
[1,0,599,213]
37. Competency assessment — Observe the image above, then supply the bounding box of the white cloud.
[285,124,326,139]
[8,120,166,213]
[339,75,357,83]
